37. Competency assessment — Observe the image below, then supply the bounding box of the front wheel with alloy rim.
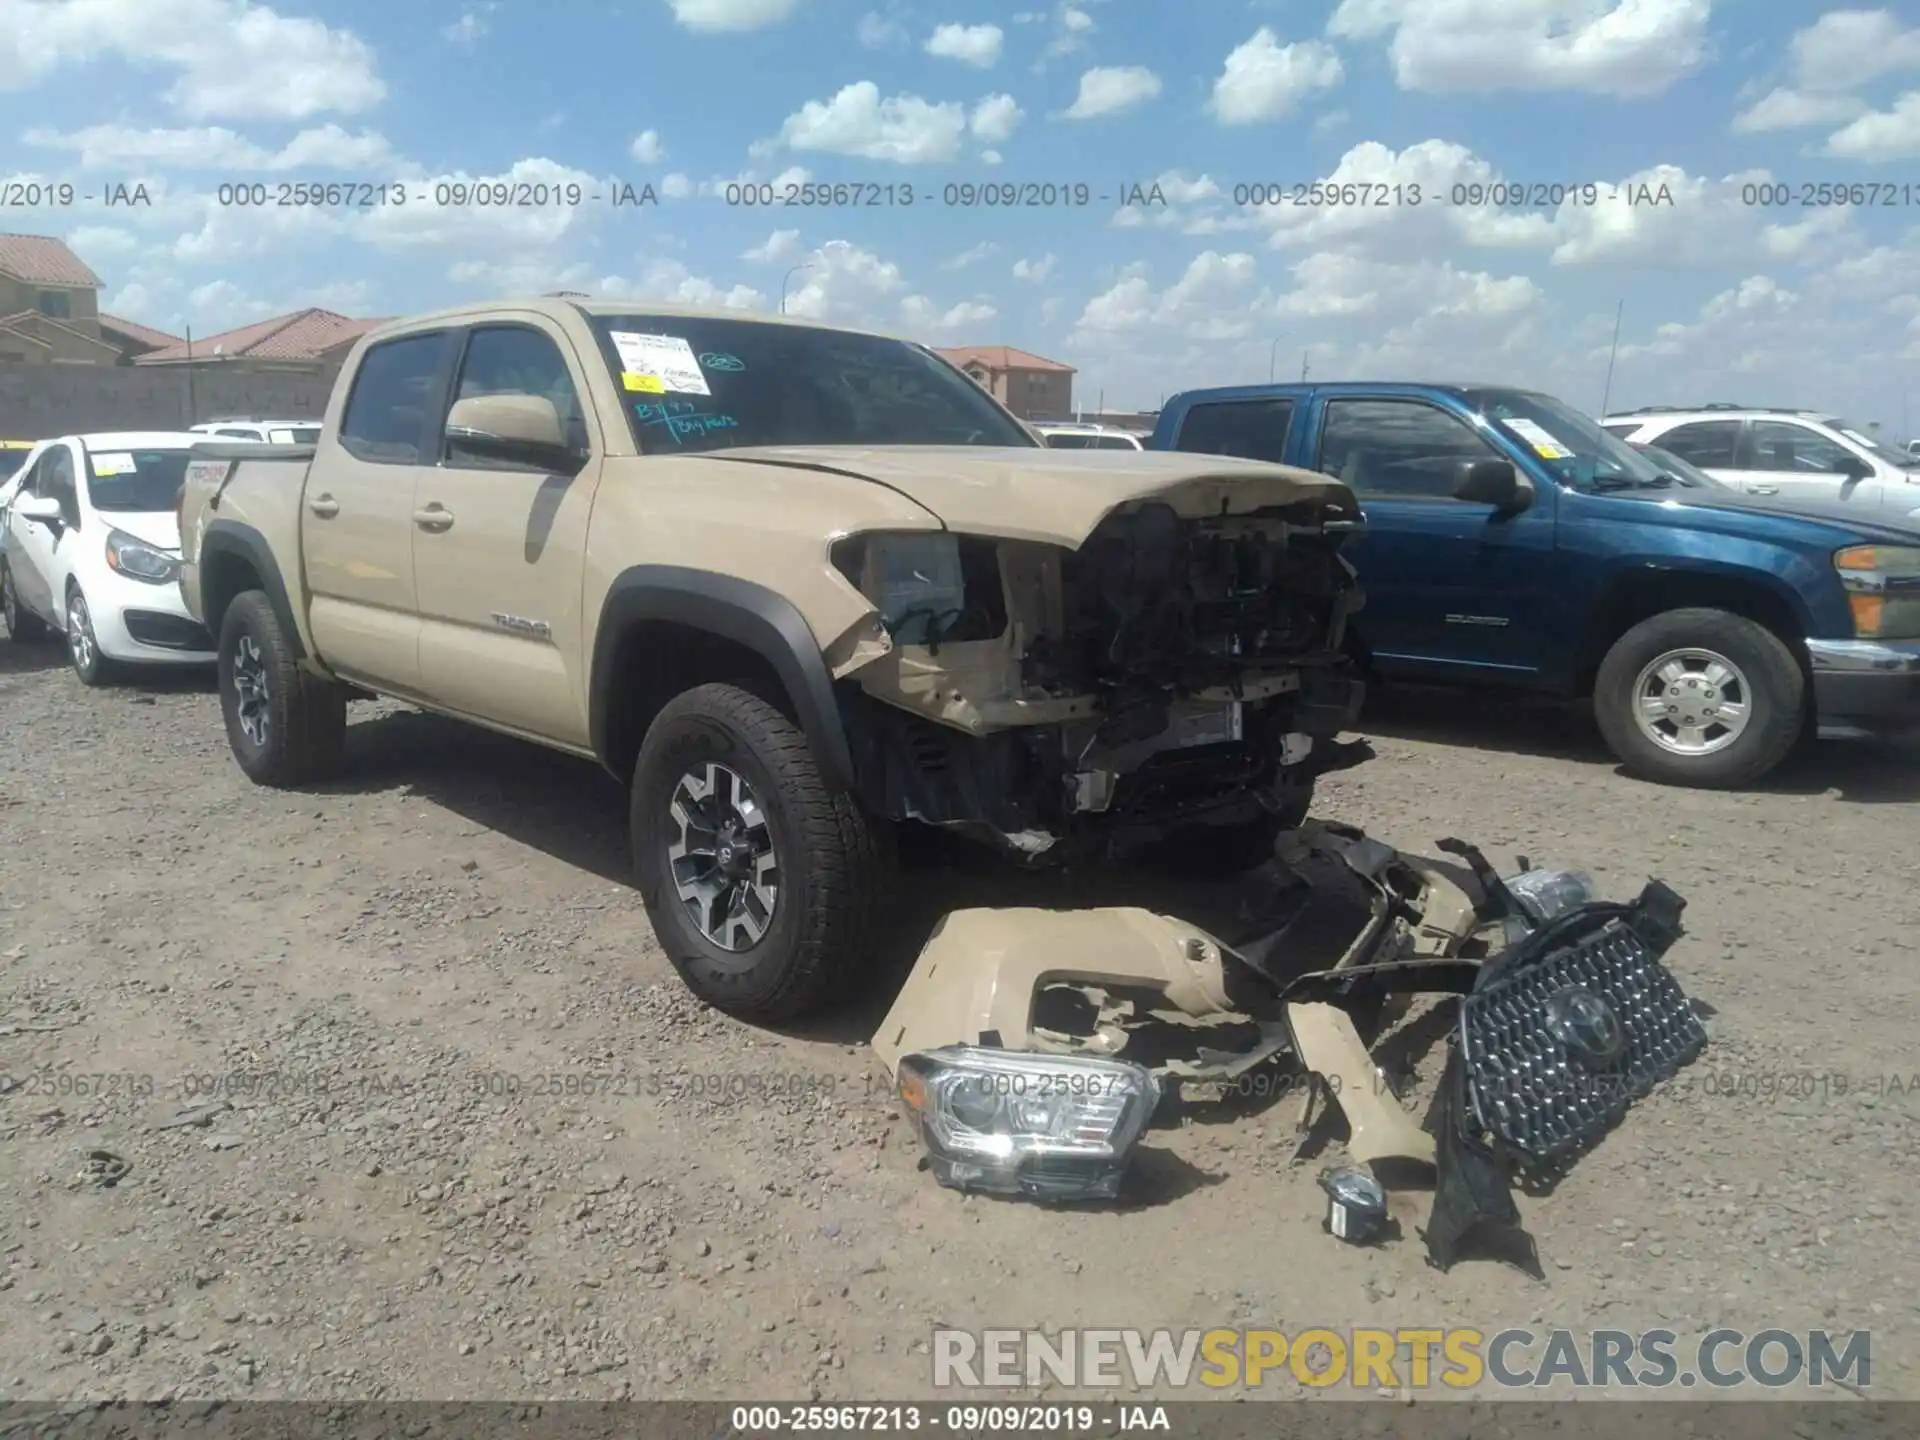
[631,682,892,1020]
[1593,607,1804,788]
[1,563,47,641]
[216,589,348,787]
[66,586,110,685]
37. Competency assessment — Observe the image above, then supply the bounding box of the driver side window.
[41,448,79,527]
[1317,398,1500,498]
[446,324,587,466]
[1748,421,1860,475]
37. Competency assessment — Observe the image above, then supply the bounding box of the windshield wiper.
[1590,473,1673,492]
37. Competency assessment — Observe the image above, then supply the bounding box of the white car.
[189,418,322,445]
[0,431,215,683]
[1601,407,1920,521]
[1033,422,1145,451]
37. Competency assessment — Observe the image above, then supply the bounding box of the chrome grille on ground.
[1456,919,1707,1161]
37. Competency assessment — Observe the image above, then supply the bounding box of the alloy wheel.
[1629,647,1753,757]
[666,761,780,957]
[67,592,95,674]
[231,633,272,747]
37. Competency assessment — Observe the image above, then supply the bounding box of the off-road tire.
[631,682,892,1020]
[65,583,112,687]
[1,561,47,642]
[217,590,347,787]
[1593,607,1804,788]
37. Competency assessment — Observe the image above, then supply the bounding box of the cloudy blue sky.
[4,1,1920,432]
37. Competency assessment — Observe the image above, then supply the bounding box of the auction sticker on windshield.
[621,371,666,393]
[1502,417,1573,460]
[609,331,711,395]
[91,452,136,476]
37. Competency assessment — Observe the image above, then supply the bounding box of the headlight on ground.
[1502,867,1595,924]
[894,1045,1160,1202]
[1835,544,1920,639]
[105,528,179,585]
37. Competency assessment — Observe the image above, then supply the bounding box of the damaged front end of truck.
[871,821,1709,1271]
[821,457,1370,864]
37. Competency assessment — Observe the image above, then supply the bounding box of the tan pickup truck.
[176,298,1370,1017]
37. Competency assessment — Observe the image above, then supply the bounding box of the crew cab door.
[1306,395,1557,678]
[305,328,459,690]
[410,319,599,746]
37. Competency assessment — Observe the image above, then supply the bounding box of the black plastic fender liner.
[589,564,857,787]
[199,519,305,659]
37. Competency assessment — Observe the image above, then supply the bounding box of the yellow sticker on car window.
[1503,417,1572,460]
[622,371,665,393]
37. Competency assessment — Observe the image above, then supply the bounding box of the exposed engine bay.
[872,821,1708,1271]
[834,496,1367,860]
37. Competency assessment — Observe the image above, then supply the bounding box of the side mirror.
[14,494,62,524]
[1452,457,1527,509]
[445,394,575,469]
[1837,453,1874,480]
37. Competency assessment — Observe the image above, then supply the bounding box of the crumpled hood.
[102,510,182,551]
[701,445,1357,546]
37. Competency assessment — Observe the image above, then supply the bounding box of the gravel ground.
[2,636,1918,1405]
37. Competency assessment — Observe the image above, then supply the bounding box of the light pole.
[780,263,813,315]
[1269,338,1280,382]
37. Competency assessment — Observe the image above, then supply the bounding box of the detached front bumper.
[1807,638,1920,738]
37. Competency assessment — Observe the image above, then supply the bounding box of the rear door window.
[1652,420,1743,468]
[1171,400,1294,463]
[340,331,457,464]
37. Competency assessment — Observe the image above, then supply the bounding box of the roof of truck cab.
[363,297,905,344]
[1166,381,1528,406]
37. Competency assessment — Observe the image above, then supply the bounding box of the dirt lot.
[2,637,1918,1405]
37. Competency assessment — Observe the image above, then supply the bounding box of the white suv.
[1033,422,1145,451]
[189,418,322,445]
[1602,406,1920,520]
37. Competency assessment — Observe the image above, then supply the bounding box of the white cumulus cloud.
[1061,66,1161,119]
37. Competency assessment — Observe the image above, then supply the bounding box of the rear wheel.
[631,682,892,1019]
[217,590,347,787]
[1593,607,1803,788]
[1,562,47,642]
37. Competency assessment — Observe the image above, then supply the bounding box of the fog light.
[1318,1166,1389,1244]
[1503,867,1595,924]
[895,1046,1160,1202]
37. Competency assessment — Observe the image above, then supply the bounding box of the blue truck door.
[1304,393,1558,678]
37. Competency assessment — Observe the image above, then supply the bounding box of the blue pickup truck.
[1147,382,1920,787]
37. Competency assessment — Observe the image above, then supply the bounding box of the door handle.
[1748,485,1779,495]
[308,494,339,518]
[413,504,454,532]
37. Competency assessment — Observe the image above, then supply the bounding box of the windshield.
[1630,444,1731,490]
[84,448,191,512]
[1461,388,1671,490]
[1830,421,1916,468]
[0,449,28,480]
[588,315,1035,453]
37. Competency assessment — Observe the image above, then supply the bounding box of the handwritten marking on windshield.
[698,353,745,372]
[636,401,738,444]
